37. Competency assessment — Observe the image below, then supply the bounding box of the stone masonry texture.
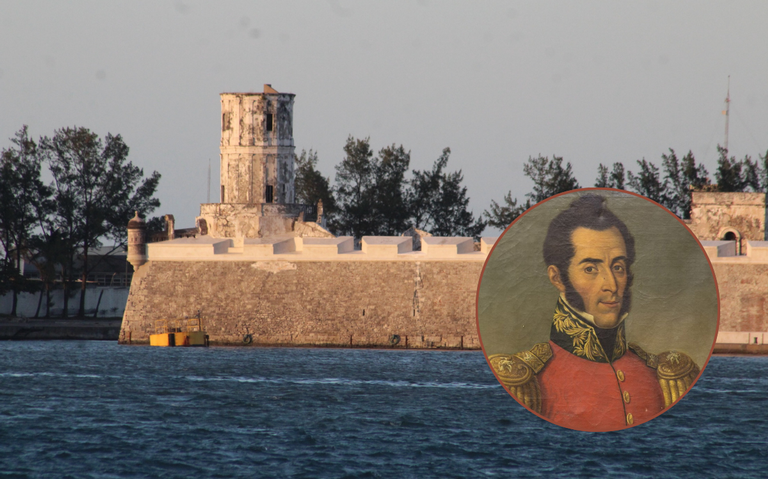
[713,263,768,333]
[120,260,482,349]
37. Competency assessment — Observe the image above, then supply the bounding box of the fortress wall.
[121,236,768,349]
[704,240,768,345]
[713,262,768,336]
[120,259,482,348]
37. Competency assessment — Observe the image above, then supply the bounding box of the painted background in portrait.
[478,190,718,368]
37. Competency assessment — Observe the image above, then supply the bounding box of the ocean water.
[0,342,766,478]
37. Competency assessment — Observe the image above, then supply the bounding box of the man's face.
[565,226,628,328]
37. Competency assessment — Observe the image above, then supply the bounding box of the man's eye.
[584,266,597,273]
[613,264,625,273]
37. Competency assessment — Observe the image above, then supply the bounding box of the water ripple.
[184,374,497,390]
[0,342,766,478]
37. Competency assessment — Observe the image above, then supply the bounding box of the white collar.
[559,293,628,329]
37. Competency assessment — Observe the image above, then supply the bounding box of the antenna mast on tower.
[724,75,731,152]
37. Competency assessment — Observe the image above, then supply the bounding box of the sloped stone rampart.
[120,260,482,348]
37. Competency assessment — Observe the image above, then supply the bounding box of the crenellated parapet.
[120,235,500,349]
[146,235,499,262]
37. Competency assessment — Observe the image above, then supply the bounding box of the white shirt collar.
[559,293,628,329]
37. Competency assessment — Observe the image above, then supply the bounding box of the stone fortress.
[120,85,768,352]
[688,192,768,351]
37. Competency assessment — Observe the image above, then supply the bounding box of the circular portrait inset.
[477,189,719,432]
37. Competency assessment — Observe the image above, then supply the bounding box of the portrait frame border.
[475,187,721,431]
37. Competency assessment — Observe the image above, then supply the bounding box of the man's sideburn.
[562,271,633,319]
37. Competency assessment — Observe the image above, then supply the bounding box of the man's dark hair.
[543,194,635,316]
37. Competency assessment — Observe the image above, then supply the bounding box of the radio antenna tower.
[723,75,731,152]
[207,158,211,203]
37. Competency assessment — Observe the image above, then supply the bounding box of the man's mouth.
[600,300,620,308]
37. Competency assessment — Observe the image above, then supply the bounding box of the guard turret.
[127,211,147,270]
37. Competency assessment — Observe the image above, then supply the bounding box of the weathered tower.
[198,84,318,238]
[126,211,147,270]
[219,84,295,204]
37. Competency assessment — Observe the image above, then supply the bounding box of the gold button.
[623,391,631,403]
[626,413,634,425]
[616,370,625,381]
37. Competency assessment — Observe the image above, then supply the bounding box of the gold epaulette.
[488,342,552,413]
[629,343,700,408]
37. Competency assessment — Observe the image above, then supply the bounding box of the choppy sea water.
[0,342,766,478]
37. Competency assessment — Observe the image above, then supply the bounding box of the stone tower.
[219,84,295,205]
[198,85,325,238]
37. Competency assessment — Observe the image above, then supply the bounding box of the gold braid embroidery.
[612,323,627,359]
[552,302,606,362]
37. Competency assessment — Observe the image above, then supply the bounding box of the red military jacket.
[489,297,700,431]
[539,341,664,431]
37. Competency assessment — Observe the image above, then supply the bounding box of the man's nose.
[601,268,618,292]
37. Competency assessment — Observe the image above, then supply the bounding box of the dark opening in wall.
[724,231,737,241]
[197,219,208,236]
[266,113,273,131]
[266,185,274,203]
[221,185,225,203]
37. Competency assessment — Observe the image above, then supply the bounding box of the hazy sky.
[2,1,767,234]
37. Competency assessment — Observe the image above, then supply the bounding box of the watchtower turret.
[219,84,295,204]
[126,211,147,270]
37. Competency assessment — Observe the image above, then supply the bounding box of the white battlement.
[746,241,768,261]
[421,237,475,257]
[361,236,413,256]
[301,237,355,256]
[480,237,498,254]
[701,240,768,263]
[146,235,498,262]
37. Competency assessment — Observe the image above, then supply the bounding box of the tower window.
[266,113,273,131]
[266,185,274,203]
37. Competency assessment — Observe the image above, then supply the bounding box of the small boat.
[149,317,209,347]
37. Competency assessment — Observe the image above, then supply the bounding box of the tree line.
[485,146,768,229]
[298,137,768,239]
[0,126,161,318]
[294,136,486,239]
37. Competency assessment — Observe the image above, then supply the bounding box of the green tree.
[715,146,759,193]
[594,162,626,190]
[371,144,411,236]
[40,126,161,317]
[27,227,69,318]
[661,149,709,218]
[524,154,580,203]
[410,148,486,238]
[332,137,418,237]
[483,192,530,230]
[484,154,578,230]
[627,159,666,204]
[294,149,336,215]
[0,126,53,316]
[758,149,768,192]
[331,137,376,237]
